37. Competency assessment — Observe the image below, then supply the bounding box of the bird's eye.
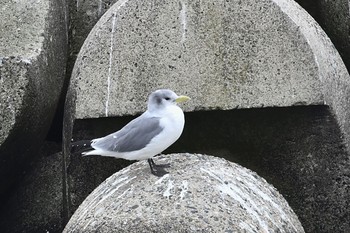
[165,97,171,101]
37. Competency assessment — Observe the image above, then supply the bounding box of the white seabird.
[71,89,190,176]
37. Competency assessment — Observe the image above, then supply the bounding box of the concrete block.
[69,0,340,119]
[176,106,350,233]
[63,0,350,231]
[0,0,68,195]
[67,0,350,148]
[66,106,350,232]
[63,153,304,233]
[294,0,350,151]
[318,0,350,70]
[295,0,350,71]
[0,142,63,233]
[69,0,119,64]
[67,0,348,118]
[318,0,350,151]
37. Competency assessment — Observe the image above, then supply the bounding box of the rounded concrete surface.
[0,0,67,195]
[0,0,67,145]
[64,154,304,232]
[69,0,347,119]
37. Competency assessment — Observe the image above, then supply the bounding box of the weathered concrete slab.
[67,106,350,233]
[63,0,350,231]
[318,0,350,71]
[316,0,350,154]
[295,0,350,72]
[0,142,63,233]
[0,0,68,196]
[293,0,350,151]
[68,0,343,119]
[64,153,304,233]
[177,106,350,233]
[68,0,119,66]
[67,0,350,149]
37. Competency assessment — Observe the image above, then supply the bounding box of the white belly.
[124,105,185,160]
[84,105,185,161]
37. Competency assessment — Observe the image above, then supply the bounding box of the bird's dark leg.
[149,158,171,168]
[148,158,169,177]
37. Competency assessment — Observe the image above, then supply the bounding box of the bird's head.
[148,89,190,112]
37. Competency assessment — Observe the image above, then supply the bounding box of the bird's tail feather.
[70,140,93,155]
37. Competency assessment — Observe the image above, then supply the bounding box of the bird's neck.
[148,104,182,117]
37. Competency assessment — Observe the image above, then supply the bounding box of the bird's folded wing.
[91,116,164,153]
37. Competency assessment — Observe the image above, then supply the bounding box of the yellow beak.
[175,95,191,103]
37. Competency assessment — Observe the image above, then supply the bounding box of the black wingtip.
[70,140,93,154]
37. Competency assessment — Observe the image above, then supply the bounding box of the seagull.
[71,89,190,176]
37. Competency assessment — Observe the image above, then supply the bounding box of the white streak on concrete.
[201,167,269,232]
[117,187,131,199]
[179,0,187,44]
[243,173,299,232]
[180,180,188,200]
[163,179,174,198]
[97,0,103,17]
[83,218,94,230]
[21,58,32,64]
[83,187,130,230]
[239,221,255,233]
[200,168,222,182]
[105,12,117,117]
[217,183,269,232]
[71,185,110,232]
[155,173,170,184]
[111,176,129,186]
[97,176,136,205]
[94,207,105,217]
[121,167,131,174]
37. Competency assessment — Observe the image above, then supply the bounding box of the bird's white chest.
[159,106,185,137]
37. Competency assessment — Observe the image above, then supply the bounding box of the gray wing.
[91,115,164,152]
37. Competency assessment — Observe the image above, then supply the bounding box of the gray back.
[92,115,164,152]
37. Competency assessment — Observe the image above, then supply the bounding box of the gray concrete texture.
[68,0,350,148]
[63,153,304,233]
[70,0,329,120]
[0,0,68,196]
[1,0,348,232]
[0,142,63,233]
[293,0,350,151]
[63,0,350,231]
[68,0,119,67]
[317,0,350,71]
[295,0,350,72]
[67,105,350,233]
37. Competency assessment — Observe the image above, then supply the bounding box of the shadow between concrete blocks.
[65,105,349,233]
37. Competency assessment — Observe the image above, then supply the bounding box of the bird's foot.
[148,158,171,168]
[148,158,170,177]
[153,163,171,168]
[151,167,169,177]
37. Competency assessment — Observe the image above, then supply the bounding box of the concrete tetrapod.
[64,0,350,217]
[63,0,350,230]
[64,153,304,233]
[0,0,68,196]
